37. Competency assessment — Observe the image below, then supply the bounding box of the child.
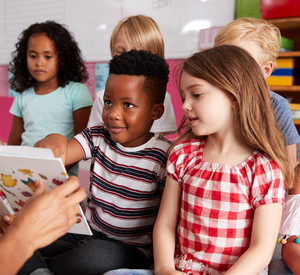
[153,45,293,274]
[214,17,300,167]
[214,18,300,274]
[87,15,177,135]
[34,50,171,274]
[7,20,93,175]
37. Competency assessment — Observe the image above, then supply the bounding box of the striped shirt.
[167,139,285,274]
[74,126,170,254]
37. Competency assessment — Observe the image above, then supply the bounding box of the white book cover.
[0,146,92,235]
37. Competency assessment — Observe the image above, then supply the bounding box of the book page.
[0,146,92,235]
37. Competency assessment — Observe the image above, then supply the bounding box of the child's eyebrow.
[120,96,134,101]
[27,49,53,54]
[187,84,204,90]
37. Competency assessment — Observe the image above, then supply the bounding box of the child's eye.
[193,93,201,98]
[124,102,133,108]
[29,54,36,59]
[45,56,52,59]
[104,100,112,106]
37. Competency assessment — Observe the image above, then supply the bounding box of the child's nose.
[35,57,45,67]
[108,106,121,120]
[182,99,192,111]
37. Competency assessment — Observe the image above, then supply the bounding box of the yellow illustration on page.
[0,174,17,187]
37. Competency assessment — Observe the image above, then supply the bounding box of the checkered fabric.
[167,139,285,274]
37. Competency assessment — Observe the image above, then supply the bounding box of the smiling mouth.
[187,117,198,126]
[109,126,126,134]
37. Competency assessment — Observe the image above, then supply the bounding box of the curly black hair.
[109,50,169,104]
[9,20,88,92]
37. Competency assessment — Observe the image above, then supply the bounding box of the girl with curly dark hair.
[7,21,93,175]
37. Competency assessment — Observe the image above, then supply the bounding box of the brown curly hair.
[9,20,88,92]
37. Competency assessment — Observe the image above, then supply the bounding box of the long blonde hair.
[110,15,164,58]
[214,17,281,68]
[174,45,293,188]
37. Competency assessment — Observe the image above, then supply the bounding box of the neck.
[203,131,254,166]
[34,80,60,95]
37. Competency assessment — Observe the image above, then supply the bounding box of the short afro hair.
[109,50,169,104]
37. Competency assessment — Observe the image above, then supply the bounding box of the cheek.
[102,109,108,122]
[27,59,33,69]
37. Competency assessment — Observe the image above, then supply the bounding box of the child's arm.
[73,106,91,134]
[282,236,300,274]
[7,115,24,145]
[153,176,186,275]
[225,203,283,275]
[35,134,84,166]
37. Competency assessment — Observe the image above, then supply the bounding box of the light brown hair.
[174,45,293,188]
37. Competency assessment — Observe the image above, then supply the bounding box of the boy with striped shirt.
[35,50,171,274]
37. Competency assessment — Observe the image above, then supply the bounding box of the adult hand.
[0,214,13,235]
[6,176,86,252]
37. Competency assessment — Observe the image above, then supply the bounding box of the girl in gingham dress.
[153,45,294,275]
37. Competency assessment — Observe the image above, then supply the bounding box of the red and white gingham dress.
[167,139,285,274]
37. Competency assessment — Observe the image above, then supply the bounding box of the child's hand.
[34,134,68,164]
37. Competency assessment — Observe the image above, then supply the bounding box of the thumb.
[31,179,46,199]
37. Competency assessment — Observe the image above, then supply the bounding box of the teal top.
[10,81,93,147]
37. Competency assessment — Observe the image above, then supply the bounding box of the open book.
[0,145,92,235]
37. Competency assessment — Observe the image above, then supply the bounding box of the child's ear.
[262,61,274,79]
[151,103,164,120]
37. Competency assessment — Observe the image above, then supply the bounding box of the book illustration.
[0,146,92,235]
[18,169,33,177]
[1,174,17,187]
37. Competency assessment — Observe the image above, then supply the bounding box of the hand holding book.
[0,145,92,235]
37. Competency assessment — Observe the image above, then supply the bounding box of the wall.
[0,0,235,142]
[0,0,235,63]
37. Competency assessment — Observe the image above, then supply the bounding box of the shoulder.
[87,125,109,138]
[171,139,204,154]
[269,90,290,109]
[248,151,283,181]
[77,126,109,147]
[63,81,89,92]
[62,82,93,106]
[13,88,34,101]
[248,151,285,207]
[153,135,171,150]
[96,89,105,99]
[169,139,204,164]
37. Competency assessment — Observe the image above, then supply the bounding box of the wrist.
[8,220,36,257]
[3,225,34,262]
